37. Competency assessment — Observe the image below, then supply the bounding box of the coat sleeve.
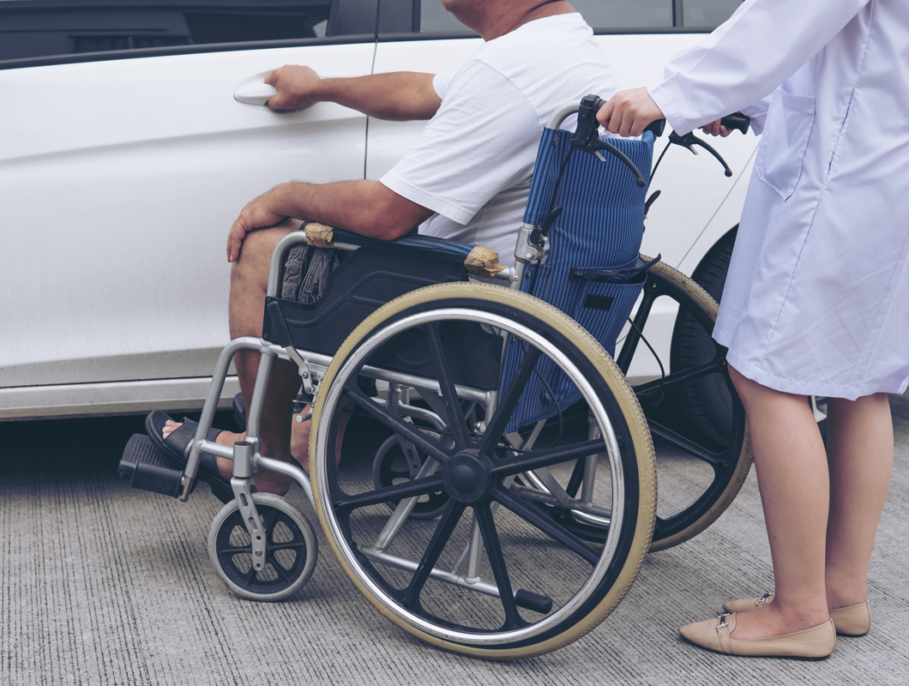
[648,0,871,135]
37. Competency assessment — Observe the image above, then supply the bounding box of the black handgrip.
[569,94,647,187]
[644,119,666,137]
[720,112,751,134]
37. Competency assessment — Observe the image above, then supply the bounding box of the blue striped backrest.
[502,129,654,433]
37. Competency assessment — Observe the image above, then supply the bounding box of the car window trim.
[0,34,376,71]
[376,26,717,42]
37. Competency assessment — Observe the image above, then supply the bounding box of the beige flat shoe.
[679,612,836,659]
[723,592,775,614]
[723,593,871,636]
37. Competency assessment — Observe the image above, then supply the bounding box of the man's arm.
[266,66,442,121]
[226,180,434,262]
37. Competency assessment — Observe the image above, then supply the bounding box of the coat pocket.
[754,89,816,200]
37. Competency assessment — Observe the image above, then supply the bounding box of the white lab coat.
[649,0,909,400]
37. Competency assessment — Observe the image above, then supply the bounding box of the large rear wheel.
[311,282,656,659]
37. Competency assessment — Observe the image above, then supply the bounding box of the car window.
[414,0,742,34]
[0,0,334,63]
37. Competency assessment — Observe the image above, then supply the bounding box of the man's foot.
[160,407,347,490]
[161,419,291,494]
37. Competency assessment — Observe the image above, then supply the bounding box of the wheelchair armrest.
[325,227,508,279]
[329,227,477,261]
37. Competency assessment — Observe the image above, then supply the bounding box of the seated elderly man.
[153,0,617,497]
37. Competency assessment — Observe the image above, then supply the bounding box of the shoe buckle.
[716,612,730,631]
[755,592,774,608]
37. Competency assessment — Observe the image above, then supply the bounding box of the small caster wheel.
[207,493,318,601]
[372,434,448,519]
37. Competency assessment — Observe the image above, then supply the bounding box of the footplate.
[119,434,187,498]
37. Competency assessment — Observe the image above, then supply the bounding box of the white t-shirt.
[379,13,617,266]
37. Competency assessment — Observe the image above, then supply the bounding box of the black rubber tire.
[616,258,753,552]
[676,229,738,444]
[207,493,318,601]
[310,282,656,659]
[687,228,827,441]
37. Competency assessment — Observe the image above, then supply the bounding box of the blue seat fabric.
[501,130,654,433]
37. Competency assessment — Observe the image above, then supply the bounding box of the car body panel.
[1,43,375,418]
[1,2,757,419]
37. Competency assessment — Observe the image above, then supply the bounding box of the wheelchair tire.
[310,282,656,659]
[207,493,318,601]
[618,259,753,552]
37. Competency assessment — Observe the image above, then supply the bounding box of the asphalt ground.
[1,396,907,686]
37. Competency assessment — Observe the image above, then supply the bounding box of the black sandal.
[145,410,235,503]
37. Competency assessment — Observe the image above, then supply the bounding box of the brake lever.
[668,131,734,177]
[570,94,647,188]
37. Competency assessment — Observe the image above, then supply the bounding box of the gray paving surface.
[2,396,908,686]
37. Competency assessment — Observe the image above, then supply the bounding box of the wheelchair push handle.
[720,112,751,134]
[645,112,750,137]
[570,94,647,188]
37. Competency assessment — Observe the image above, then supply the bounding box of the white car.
[0,0,753,421]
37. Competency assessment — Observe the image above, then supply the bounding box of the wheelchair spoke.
[646,418,725,467]
[632,360,723,397]
[401,500,467,609]
[269,555,290,580]
[347,385,451,464]
[268,541,305,552]
[475,503,524,630]
[217,545,251,556]
[478,346,542,456]
[491,439,606,477]
[263,510,278,540]
[335,473,445,512]
[492,486,600,566]
[423,322,472,450]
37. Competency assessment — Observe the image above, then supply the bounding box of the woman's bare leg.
[726,365,830,639]
[824,394,893,610]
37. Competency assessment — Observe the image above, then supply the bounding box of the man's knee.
[231,222,302,290]
[229,223,301,337]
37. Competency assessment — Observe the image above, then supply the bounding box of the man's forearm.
[269,180,433,239]
[315,72,440,121]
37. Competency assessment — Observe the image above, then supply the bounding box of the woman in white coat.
[599,0,907,659]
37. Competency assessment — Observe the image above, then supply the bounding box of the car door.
[0,0,377,419]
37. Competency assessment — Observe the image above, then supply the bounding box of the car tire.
[686,227,827,441]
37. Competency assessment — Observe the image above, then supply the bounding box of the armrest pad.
[328,227,478,261]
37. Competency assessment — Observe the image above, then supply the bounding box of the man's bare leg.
[162,220,347,490]
[223,223,303,493]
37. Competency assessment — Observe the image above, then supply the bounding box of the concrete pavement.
[1,396,907,686]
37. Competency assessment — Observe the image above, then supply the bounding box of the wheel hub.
[442,450,493,504]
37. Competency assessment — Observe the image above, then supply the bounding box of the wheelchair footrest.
[119,434,185,498]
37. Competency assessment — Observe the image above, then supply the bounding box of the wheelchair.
[120,96,752,659]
